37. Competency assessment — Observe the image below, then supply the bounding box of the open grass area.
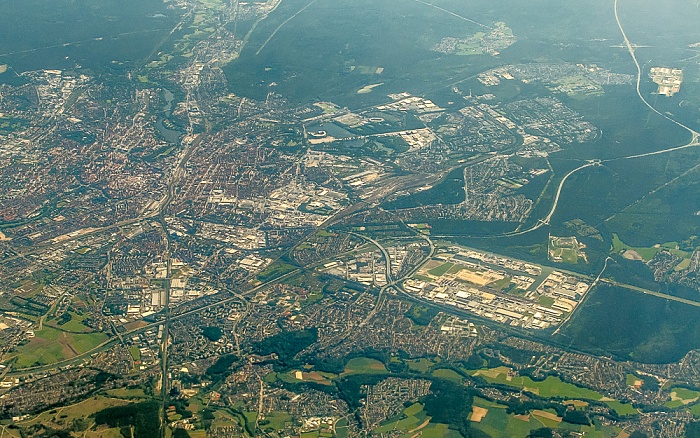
[472,402,547,438]
[342,357,387,376]
[256,261,297,282]
[472,367,603,400]
[129,345,141,362]
[538,295,556,307]
[611,233,691,263]
[7,326,107,368]
[374,403,434,435]
[626,373,641,387]
[671,387,700,400]
[49,311,94,333]
[688,402,700,418]
[85,428,125,438]
[19,396,131,433]
[407,358,434,373]
[427,262,454,277]
[604,401,637,416]
[531,409,562,428]
[404,403,424,417]
[105,388,148,399]
[488,276,513,290]
[432,368,462,382]
[261,411,292,430]
[664,387,700,408]
[473,397,508,409]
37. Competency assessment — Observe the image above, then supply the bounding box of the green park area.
[256,261,297,282]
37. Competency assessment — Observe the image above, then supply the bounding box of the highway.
[352,226,436,327]
[423,1,700,241]
[613,0,699,141]
[600,279,700,308]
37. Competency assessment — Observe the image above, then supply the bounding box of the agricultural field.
[407,357,437,373]
[470,397,623,437]
[470,367,604,400]
[13,396,132,437]
[47,310,94,333]
[611,233,692,262]
[431,368,463,382]
[604,401,638,416]
[471,397,552,437]
[374,403,459,438]
[5,326,107,368]
[664,387,700,408]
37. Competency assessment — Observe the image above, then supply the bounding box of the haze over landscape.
[0,0,699,436]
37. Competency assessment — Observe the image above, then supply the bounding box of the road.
[352,227,436,327]
[157,131,204,438]
[422,2,700,241]
[600,279,700,308]
[552,256,611,336]
[349,232,393,326]
[613,0,699,141]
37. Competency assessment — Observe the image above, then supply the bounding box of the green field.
[7,326,107,368]
[604,401,637,416]
[432,368,463,382]
[18,396,131,434]
[54,312,94,333]
[472,402,547,438]
[342,357,387,375]
[256,261,297,282]
[611,234,659,261]
[373,403,458,437]
[470,368,641,419]
[407,358,435,373]
[538,295,556,307]
[472,367,603,400]
[611,234,691,262]
[471,396,623,437]
[689,402,700,418]
[129,345,141,362]
[261,411,292,431]
[665,387,700,408]
[105,388,148,399]
[427,262,455,277]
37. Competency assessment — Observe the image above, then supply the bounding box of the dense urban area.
[0,0,699,437]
